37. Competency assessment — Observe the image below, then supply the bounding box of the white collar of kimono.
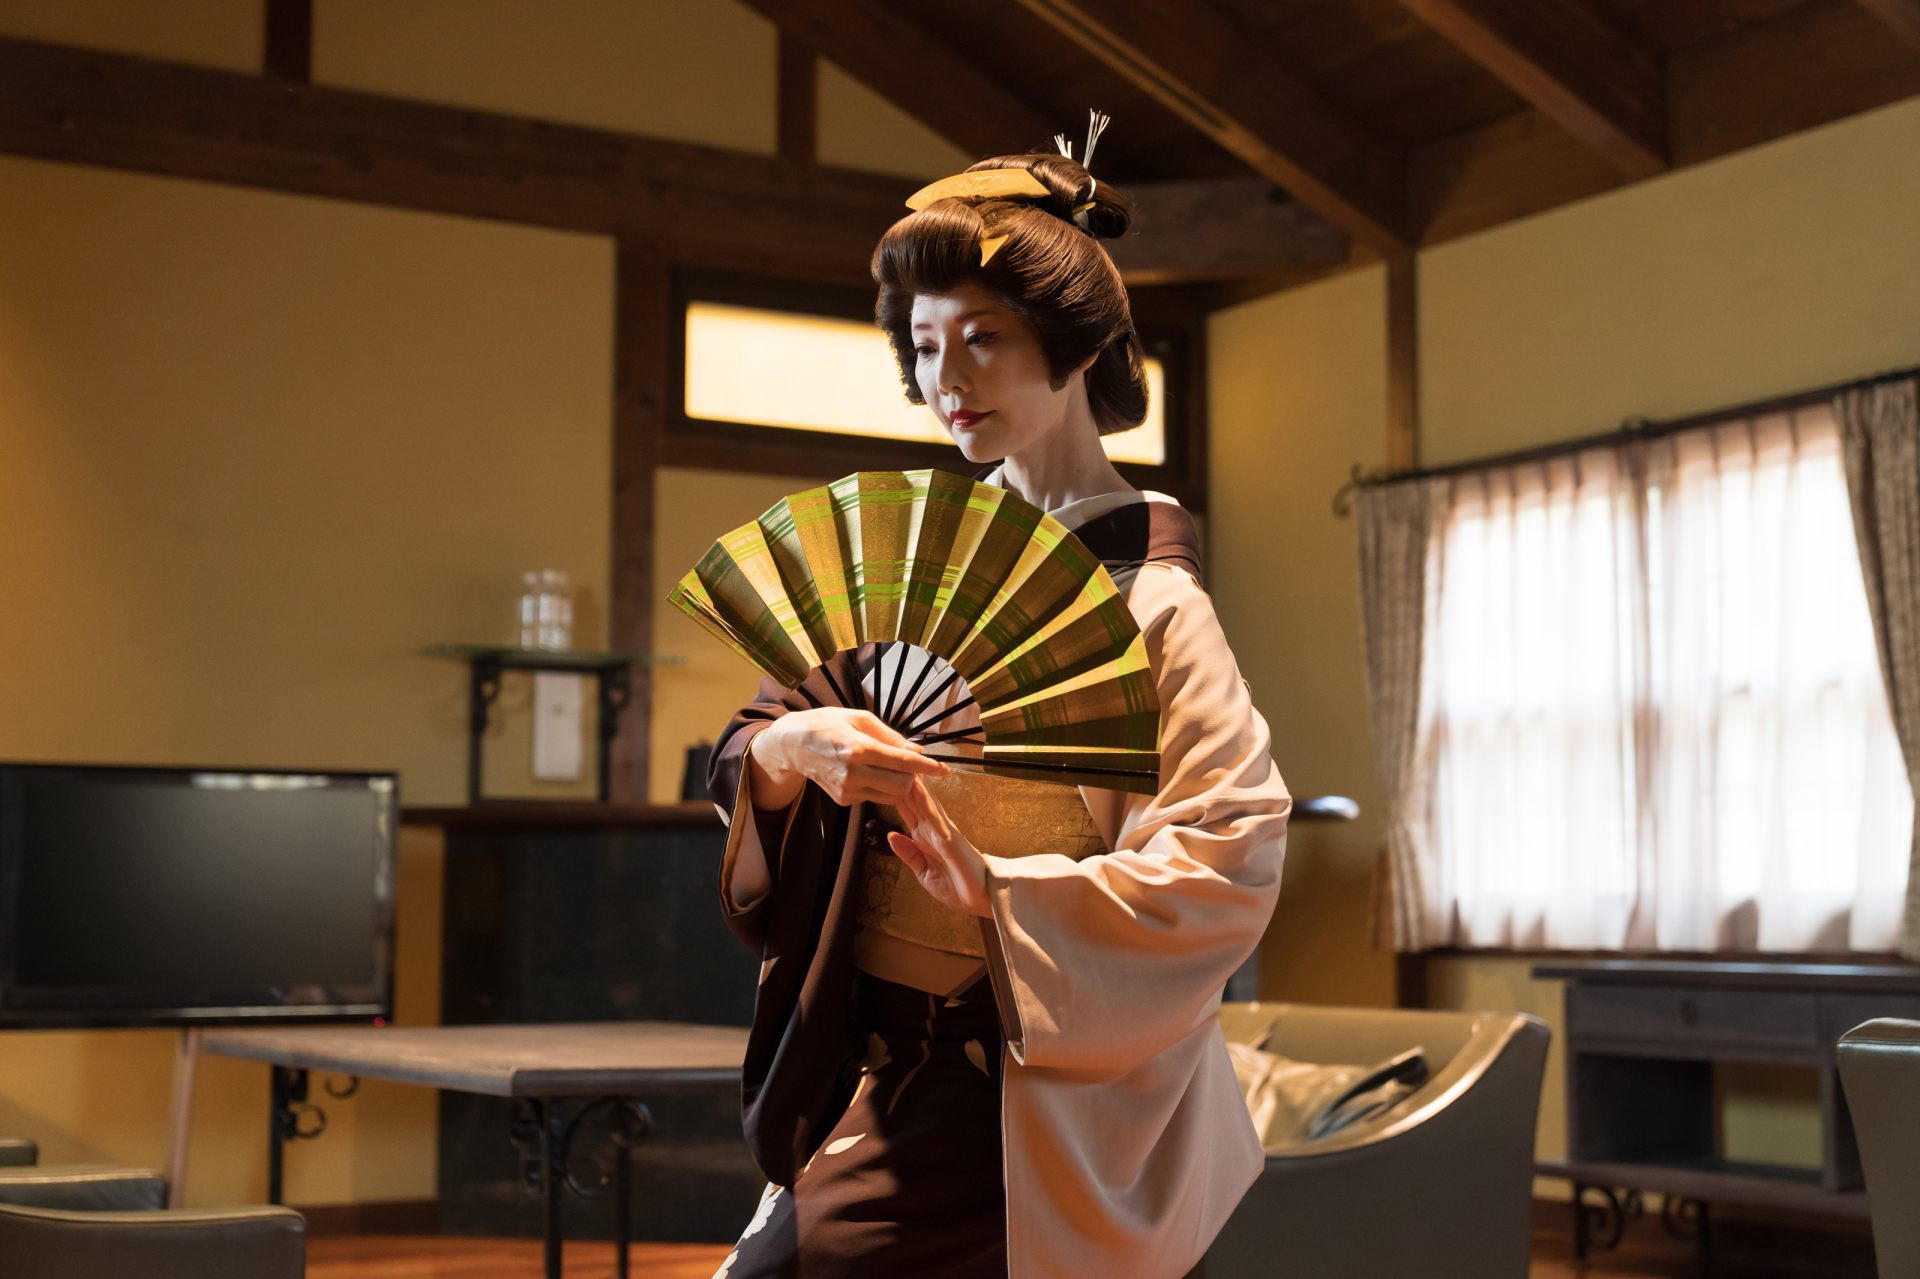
[979,464,1179,532]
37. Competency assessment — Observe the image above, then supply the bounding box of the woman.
[706,144,1291,1278]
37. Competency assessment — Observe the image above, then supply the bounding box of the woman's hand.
[887,776,991,918]
[747,707,948,809]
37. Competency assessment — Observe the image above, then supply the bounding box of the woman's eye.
[913,344,935,358]
[966,331,996,347]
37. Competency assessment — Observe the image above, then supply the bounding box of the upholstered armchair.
[0,1201,305,1278]
[1837,1017,1920,1279]
[1190,1002,1550,1279]
[0,1148,304,1277]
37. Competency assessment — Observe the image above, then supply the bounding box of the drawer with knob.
[1566,984,1820,1057]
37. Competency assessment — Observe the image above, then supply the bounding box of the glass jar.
[537,569,574,651]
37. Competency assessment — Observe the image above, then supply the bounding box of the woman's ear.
[1071,350,1099,378]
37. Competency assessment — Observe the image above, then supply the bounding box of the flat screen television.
[0,762,396,1028]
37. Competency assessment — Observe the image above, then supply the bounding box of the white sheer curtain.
[1414,402,1911,952]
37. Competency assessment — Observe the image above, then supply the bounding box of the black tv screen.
[0,763,396,1027]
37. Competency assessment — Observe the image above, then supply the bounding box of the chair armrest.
[0,1166,167,1211]
[1193,1014,1550,1279]
[0,1138,37,1167]
[0,1202,305,1279]
[1259,1015,1548,1161]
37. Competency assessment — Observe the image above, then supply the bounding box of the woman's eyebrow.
[911,309,995,332]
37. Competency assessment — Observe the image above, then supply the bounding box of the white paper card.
[532,672,584,781]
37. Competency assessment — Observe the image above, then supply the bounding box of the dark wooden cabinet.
[407,803,760,1245]
[1534,958,1920,1264]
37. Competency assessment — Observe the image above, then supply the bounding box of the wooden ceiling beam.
[262,0,311,82]
[0,38,899,281]
[1396,0,1666,178]
[1854,0,1920,53]
[0,38,1336,291]
[1409,0,1920,245]
[1011,0,1409,252]
[776,33,817,163]
[740,0,1057,158]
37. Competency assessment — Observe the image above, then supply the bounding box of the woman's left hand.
[886,776,992,918]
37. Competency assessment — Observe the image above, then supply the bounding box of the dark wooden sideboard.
[1533,958,1920,1267]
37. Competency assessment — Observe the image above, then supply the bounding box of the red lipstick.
[950,410,992,429]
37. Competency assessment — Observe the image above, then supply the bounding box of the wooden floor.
[304,1226,1714,1279]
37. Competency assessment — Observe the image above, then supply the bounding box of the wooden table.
[201,1022,749,1279]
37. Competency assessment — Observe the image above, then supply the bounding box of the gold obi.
[852,769,1106,994]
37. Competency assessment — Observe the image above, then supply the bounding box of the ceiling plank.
[1011,0,1409,251]
[1410,0,1920,244]
[1854,0,1920,53]
[1110,178,1351,284]
[1396,0,1666,177]
[1668,0,1920,163]
[740,0,1057,158]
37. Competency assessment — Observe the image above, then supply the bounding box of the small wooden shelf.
[403,801,721,830]
[422,644,681,805]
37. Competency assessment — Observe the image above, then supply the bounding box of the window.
[684,301,1168,465]
[1414,402,1911,953]
[666,270,1195,502]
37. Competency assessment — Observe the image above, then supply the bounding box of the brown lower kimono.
[715,969,1007,1278]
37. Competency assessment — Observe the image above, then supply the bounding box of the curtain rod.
[1332,360,1920,516]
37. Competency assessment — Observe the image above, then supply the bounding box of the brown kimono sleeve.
[707,645,874,953]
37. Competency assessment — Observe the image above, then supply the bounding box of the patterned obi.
[853,769,1107,996]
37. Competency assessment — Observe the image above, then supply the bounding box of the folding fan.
[669,469,1160,794]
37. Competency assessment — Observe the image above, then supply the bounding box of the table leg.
[510,1095,657,1279]
[267,1066,288,1205]
[267,1067,324,1206]
[537,1100,564,1279]
[615,1131,631,1279]
[1571,1181,1588,1268]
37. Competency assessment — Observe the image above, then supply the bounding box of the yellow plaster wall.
[1420,96,1920,466]
[0,0,261,71]
[311,0,778,155]
[816,59,975,179]
[1208,267,1396,1009]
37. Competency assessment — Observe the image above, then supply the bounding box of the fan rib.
[898,664,962,733]
[900,694,977,742]
[889,644,937,731]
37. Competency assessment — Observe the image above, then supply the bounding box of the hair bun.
[1075,179,1131,242]
[964,152,1132,242]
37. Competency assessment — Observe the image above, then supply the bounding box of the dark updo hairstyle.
[872,151,1148,435]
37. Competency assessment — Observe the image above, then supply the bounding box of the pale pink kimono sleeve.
[980,564,1290,1074]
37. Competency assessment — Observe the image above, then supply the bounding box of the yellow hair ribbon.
[905,168,1052,211]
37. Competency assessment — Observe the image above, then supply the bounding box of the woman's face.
[910,282,1076,465]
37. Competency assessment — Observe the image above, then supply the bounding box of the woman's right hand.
[746,707,949,810]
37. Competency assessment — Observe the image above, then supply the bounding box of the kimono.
[706,477,1291,1279]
